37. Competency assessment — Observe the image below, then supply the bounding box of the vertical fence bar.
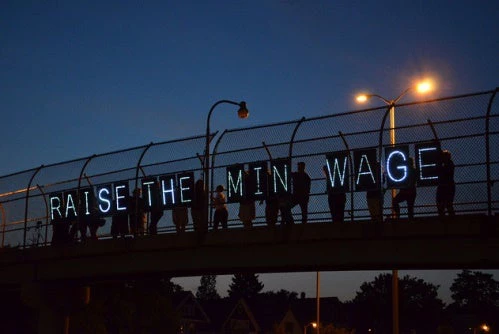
[23,165,44,248]
[211,130,228,227]
[338,131,354,222]
[378,105,392,218]
[485,88,498,217]
[134,143,153,233]
[36,184,49,246]
[288,117,306,164]
[0,202,6,247]
[76,155,96,241]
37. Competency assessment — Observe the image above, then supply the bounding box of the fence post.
[23,165,44,248]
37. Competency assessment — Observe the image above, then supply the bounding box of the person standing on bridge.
[436,149,455,217]
[148,179,164,235]
[129,188,147,236]
[393,157,417,220]
[323,165,346,223]
[366,161,386,223]
[212,184,228,230]
[239,170,256,228]
[291,161,311,224]
[191,179,207,233]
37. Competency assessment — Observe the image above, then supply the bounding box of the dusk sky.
[1,1,498,303]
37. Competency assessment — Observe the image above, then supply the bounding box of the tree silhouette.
[261,289,299,302]
[196,275,221,301]
[227,273,264,300]
[350,273,444,333]
[449,270,499,329]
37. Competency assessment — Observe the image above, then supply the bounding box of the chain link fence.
[1,89,497,249]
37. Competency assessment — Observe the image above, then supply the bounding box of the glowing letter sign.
[178,172,194,205]
[49,193,64,222]
[325,151,349,192]
[354,149,378,191]
[96,184,113,214]
[141,177,157,209]
[385,145,410,188]
[114,182,129,212]
[248,161,267,200]
[271,159,290,196]
[416,142,440,186]
[160,174,176,208]
[227,164,245,203]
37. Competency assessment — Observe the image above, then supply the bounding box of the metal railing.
[0,89,497,249]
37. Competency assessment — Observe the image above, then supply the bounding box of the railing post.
[134,143,153,234]
[210,130,227,227]
[0,202,6,247]
[76,155,96,242]
[288,117,306,165]
[338,131,354,222]
[23,165,44,248]
[36,184,49,246]
[485,88,498,216]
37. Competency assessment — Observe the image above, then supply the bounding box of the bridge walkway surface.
[1,214,497,286]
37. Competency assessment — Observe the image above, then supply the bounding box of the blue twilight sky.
[1,1,498,302]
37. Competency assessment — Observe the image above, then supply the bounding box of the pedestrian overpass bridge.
[0,88,498,333]
[1,88,498,282]
[1,214,497,286]
[0,88,499,333]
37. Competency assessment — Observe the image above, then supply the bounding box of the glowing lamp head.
[481,324,490,332]
[416,81,432,94]
[356,94,369,103]
[237,101,249,119]
[312,323,317,328]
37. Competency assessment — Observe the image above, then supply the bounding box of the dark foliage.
[228,273,264,300]
[196,275,221,301]
[448,270,499,331]
[350,273,444,333]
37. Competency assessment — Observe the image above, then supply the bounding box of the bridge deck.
[0,215,498,285]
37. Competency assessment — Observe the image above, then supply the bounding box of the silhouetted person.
[393,157,417,220]
[191,179,207,232]
[69,217,84,242]
[88,217,106,240]
[173,205,189,233]
[212,184,228,230]
[82,192,106,240]
[436,149,455,217]
[51,218,71,246]
[148,180,164,235]
[111,210,129,239]
[129,188,147,236]
[278,189,294,225]
[322,165,346,223]
[291,162,311,224]
[260,168,279,227]
[264,193,279,227]
[239,170,256,228]
[366,162,385,223]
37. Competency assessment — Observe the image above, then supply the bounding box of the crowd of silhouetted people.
[51,149,455,245]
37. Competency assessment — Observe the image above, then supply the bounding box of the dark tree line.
[198,271,497,333]
[2,270,497,333]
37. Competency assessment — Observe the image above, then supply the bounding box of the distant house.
[173,291,211,333]
[290,296,346,331]
[195,295,348,334]
[198,298,234,334]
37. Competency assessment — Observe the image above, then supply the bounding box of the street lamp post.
[356,81,433,334]
[204,100,249,226]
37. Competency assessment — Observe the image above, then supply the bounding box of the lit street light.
[205,100,249,226]
[472,323,491,334]
[355,80,434,334]
[304,322,317,334]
